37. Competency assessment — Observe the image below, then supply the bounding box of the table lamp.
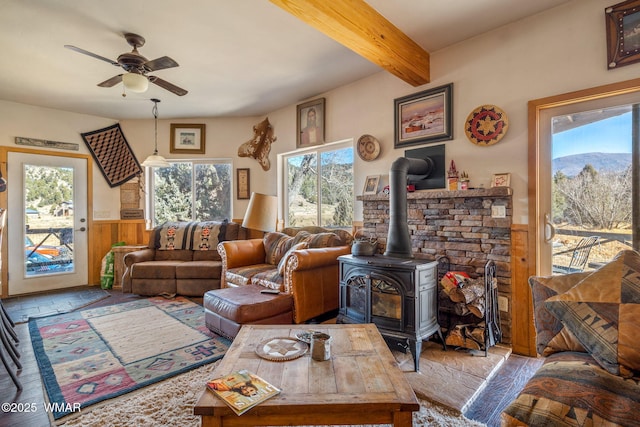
[242,192,278,233]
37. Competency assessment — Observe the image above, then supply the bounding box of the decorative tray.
[255,337,308,361]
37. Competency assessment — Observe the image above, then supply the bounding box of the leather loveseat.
[203,227,353,339]
[122,220,247,297]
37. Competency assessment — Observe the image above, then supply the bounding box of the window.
[146,159,232,227]
[283,141,353,227]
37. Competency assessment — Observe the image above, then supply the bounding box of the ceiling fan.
[64,32,188,96]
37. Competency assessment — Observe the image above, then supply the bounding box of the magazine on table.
[206,369,281,416]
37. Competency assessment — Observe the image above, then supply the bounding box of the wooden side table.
[111,245,147,288]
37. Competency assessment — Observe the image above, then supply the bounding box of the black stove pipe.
[384,157,431,258]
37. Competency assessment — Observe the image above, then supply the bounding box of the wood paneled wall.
[88,220,151,285]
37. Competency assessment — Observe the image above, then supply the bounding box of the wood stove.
[337,254,444,372]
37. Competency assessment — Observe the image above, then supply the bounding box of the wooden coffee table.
[194,324,420,427]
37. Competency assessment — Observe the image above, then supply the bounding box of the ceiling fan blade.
[149,76,188,96]
[97,74,123,87]
[144,56,179,71]
[64,45,119,66]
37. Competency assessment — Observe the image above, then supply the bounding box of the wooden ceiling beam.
[269,0,430,86]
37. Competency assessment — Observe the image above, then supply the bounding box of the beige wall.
[2,0,639,224]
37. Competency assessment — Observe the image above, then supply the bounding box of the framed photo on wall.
[170,123,206,154]
[606,0,640,69]
[296,98,325,148]
[363,175,380,195]
[491,173,511,188]
[237,168,250,200]
[394,83,453,148]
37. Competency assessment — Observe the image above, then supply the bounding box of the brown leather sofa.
[122,220,247,297]
[203,227,353,339]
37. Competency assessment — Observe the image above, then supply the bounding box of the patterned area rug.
[29,296,230,420]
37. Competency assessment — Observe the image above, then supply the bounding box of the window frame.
[278,139,354,228]
[145,157,233,227]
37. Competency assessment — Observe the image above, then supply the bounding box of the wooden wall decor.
[237,117,277,171]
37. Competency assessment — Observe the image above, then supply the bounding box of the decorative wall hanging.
[236,168,250,200]
[297,98,325,148]
[15,136,79,151]
[357,134,381,161]
[394,83,453,148]
[170,123,206,154]
[81,123,142,187]
[606,0,640,69]
[464,105,509,146]
[237,117,277,171]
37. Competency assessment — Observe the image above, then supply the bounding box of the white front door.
[7,152,89,294]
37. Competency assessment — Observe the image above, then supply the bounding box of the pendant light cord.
[151,98,160,155]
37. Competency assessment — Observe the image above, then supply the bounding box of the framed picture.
[170,124,206,154]
[363,175,380,195]
[606,0,640,69]
[237,168,250,200]
[491,173,511,188]
[296,98,325,148]
[394,83,453,148]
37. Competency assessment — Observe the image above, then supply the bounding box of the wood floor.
[0,288,543,427]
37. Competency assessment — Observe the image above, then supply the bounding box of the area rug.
[58,361,486,427]
[4,287,111,323]
[29,296,230,420]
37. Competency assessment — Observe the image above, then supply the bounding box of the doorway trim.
[521,77,640,356]
[0,146,94,297]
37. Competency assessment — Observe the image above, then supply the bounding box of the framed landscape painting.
[394,83,453,148]
[170,123,206,154]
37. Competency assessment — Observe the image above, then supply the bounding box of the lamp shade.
[141,153,170,168]
[242,192,278,232]
[123,72,149,93]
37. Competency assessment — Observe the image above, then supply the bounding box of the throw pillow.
[277,242,309,276]
[263,232,296,265]
[299,232,340,248]
[529,273,589,356]
[545,250,640,377]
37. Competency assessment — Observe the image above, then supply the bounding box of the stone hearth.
[358,187,513,344]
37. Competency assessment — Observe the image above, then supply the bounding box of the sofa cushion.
[501,351,640,427]
[130,261,183,279]
[251,269,284,291]
[226,264,274,287]
[277,242,308,276]
[175,260,222,279]
[153,220,228,250]
[529,273,589,356]
[545,250,640,377]
[204,285,293,324]
[193,250,222,262]
[263,232,297,265]
[154,249,193,262]
[282,226,353,245]
[299,232,341,248]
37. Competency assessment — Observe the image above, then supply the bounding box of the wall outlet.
[491,205,506,218]
[498,296,508,312]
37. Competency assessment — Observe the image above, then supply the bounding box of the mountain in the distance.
[552,152,631,177]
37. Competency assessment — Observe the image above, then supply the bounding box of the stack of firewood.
[440,272,487,351]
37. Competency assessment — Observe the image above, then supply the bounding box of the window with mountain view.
[550,104,634,272]
[284,142,353,228]
[147,160,232,227]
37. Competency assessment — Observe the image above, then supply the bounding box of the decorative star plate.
[464,105,509,146]
[255,337,308,361]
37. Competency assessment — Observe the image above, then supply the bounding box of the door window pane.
[550,105,634,273]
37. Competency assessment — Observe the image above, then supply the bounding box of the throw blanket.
[154,220,227,250]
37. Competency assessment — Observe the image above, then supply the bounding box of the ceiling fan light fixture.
[141,98,169,168]
[122,72,148,93]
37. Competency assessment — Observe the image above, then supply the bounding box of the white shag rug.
[58,361,486,427]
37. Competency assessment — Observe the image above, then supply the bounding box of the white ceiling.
[0,0,571,120]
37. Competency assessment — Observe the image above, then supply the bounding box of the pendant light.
[141,98,169,168]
